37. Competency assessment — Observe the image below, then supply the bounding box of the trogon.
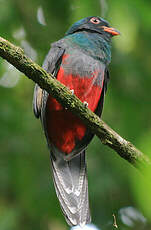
[33,16,120,227]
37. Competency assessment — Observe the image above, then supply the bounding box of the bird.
[33,16,120,227]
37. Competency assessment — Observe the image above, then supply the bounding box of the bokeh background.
[0,0,151,229]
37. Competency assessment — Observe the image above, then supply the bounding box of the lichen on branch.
[0,36,150,170]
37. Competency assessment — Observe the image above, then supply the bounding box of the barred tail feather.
[50,149,91,226]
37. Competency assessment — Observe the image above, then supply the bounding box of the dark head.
[66,16,120,39]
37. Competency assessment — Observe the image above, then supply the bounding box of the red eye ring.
[90,17,100,24]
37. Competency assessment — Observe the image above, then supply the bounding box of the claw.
[51,70,56,78]
[70,89,74,95]
[83,101,89,107]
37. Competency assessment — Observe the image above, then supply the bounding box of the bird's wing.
[33,84,43,118]
[94,68,110,117]
[104,68,110,94]
[33,46,65,118]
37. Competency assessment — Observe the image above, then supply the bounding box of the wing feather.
[33,46,65,119]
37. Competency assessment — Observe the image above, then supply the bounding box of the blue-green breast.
[64,31,111,65]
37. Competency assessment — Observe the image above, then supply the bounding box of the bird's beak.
[102,26,121,36]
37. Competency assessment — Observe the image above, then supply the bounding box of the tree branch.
[0,36,150,170]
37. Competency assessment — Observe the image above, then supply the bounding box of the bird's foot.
[83,101,89,107]
[51,70,56,78]
[70,89,74,95]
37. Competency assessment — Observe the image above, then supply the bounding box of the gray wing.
[94,68,110,118]
[33,84,43,118]
[33,45,65,118]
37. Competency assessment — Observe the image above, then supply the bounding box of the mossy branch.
[0,36,150,170]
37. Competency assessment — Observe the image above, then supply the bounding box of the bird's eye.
[90,17,100,24]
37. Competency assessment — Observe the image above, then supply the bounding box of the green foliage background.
[0,0,151,229]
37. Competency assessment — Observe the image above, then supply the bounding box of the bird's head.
[66,16,120,38]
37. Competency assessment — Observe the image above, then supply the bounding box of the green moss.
[0,35,151,172]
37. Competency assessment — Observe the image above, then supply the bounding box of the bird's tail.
[50,148,91,226]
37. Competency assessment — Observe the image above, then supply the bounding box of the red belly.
[46,64,102,154]
[46,97,86,154]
